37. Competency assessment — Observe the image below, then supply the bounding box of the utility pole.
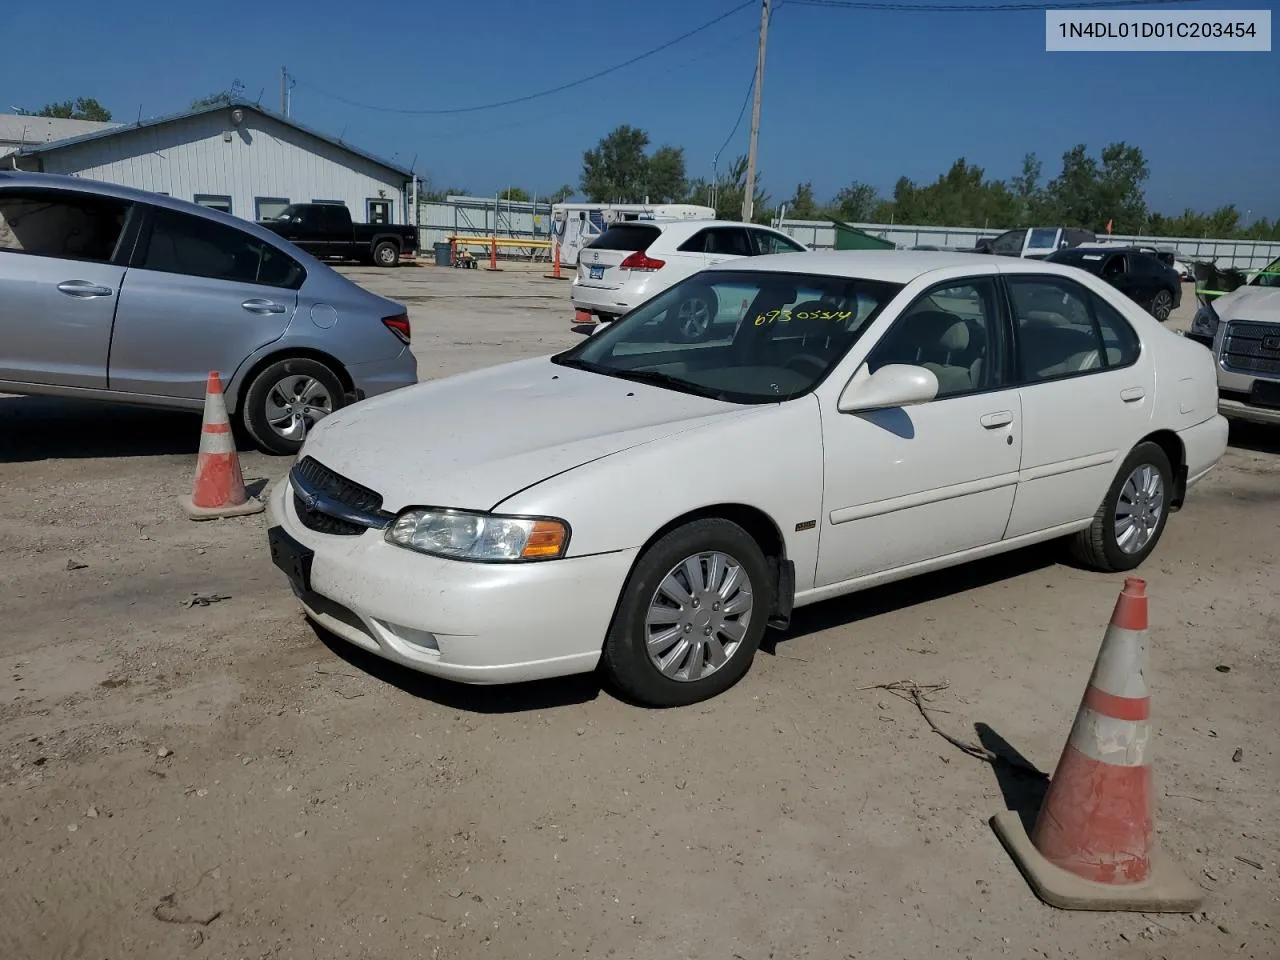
[280,67,287,115]
[741,0,770,223]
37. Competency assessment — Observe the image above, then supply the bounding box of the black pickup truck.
[260,203,417,267]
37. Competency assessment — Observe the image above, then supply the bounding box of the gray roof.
[12,100,414,180]
[0,114,120,155]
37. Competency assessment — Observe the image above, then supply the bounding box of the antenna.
[408,152,418,173]
[255,87,264,105]
[136,104,143,125]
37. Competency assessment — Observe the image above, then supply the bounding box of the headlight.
[1190,302,1219,337]
[385,508,569,561]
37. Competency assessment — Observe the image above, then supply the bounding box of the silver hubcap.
[645,551,753,682]
[378,247,394,264]
[1153,292,1171,320]
[264,375,334,442]
[676,298,711,339]
[1114,464,1164,554]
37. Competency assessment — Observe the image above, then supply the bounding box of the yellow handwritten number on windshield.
[754,309,852,327]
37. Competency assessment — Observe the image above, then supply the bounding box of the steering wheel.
[783,353,828,377]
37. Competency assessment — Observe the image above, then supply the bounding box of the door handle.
[980,410,1014,429]
[241,298,286,315]
[57,280,113,298]
[1120,387,1145,402]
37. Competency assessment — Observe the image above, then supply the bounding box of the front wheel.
[601,518,771,707]
[240,357,348,456]
[373,241,400,267]
[1069,441,1173,572]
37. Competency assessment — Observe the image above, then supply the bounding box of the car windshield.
[1251,255,1280,287]
[550,270,904,403]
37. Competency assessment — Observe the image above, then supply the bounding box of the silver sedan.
[0,171,417,455]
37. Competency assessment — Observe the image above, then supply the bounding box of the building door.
[367,199,391,224]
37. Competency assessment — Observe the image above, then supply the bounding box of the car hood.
[1214,285,1280,322]
[297,356,749,512]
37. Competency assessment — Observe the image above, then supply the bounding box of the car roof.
[702,249,1105,284]
[0,170,329,261]
[611,218,784,235]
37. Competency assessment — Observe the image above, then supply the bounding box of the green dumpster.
[831,218,896,251]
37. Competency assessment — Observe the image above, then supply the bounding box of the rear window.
[1027,228,1060,250]
[587,224,661,251]
[1049,250,1106,273]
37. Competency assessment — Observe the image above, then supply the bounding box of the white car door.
[1001,273,1155,539]
[815,276,1023,587]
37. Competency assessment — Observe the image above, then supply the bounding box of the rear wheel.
[1069,441,1173,572]
[240,357,347,456]
[667,288,719,342]
[373,241,400,268]
[601,518,771,707]
[1149,288,1174,321]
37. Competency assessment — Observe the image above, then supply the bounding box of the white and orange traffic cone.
[178,372,265,521]
[991,578,1202,912]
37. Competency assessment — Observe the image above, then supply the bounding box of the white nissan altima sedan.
[266,251,1228,707]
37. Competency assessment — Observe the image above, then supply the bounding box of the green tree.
[695,155,772,223]
[35,97,112,121]
[1010,152,1043,222]
[191,80,246,110]
[580,125,652,202]
[783,182,821,220]
[499,187,531,202]
[548,184,576,203]
[644,145,688,204]
[831,181,880,222]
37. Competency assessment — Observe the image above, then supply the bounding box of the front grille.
[290,456,392,537]
[1222,320,1280,377]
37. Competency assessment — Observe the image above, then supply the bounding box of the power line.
[788,0,1203,10]
[294,1,754,116]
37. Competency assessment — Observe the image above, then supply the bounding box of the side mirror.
[590,321,612,336]
[837,363,938,413]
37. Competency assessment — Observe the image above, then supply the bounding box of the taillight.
[620,251,665,272]
[382,313,411,344]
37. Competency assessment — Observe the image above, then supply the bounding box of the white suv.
[570,219,807,332]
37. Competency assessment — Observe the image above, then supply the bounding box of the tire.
[601,518,771,707]
[1068,441,1173,572]
[1149,288,1174,322]
[373,241,400,268]
[666,287,719,343]
[239,357,348,456]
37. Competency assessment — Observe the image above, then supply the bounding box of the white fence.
[774,219,1280,271]
[414,198,1280,271]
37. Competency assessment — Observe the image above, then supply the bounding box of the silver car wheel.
[376,244,396,266]
[1151,289,1173,321]
[675,297,711,339]
[264,375,334,442]
[645,551,753,682]
[1114,464,1164,555]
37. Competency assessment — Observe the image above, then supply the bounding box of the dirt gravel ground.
[1,264,1276,960]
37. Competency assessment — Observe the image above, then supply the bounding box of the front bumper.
[1219,397,1280,426]
[266,479,638,684]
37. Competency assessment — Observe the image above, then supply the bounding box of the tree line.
[567,124,1280,242]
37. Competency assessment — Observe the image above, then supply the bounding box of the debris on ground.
[181,592,232,608]
[65,559,87,571]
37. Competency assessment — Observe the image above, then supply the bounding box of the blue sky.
[4,0,1275,218]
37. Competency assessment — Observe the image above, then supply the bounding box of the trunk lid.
[576,222,664,291]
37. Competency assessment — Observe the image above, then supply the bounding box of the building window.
[255,197,290,221]
[367,199,392,224]
[194,194,232,215]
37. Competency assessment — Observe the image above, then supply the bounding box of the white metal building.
[4,101,417,226]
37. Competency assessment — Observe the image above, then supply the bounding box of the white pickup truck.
[1186,255,1280,426]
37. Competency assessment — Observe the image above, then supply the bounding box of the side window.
[0,188,131,264]
[865,278,1002,399]
[1101,254,1126,281]
[1007,277,1106,382]
[139,207,306,290]
[705,228,752,258]
[751,229,804,255]
[676,229,710,253]
[990,230,1025,256]
[1092,295,1141,368]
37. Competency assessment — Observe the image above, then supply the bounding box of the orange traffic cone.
[178,372,265,521]
[991,578,1202,912]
